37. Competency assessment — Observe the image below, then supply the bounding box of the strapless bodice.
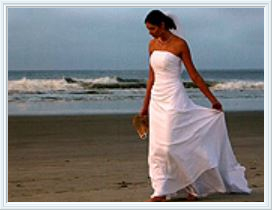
[150,50,183,80]
[150,50,185,103]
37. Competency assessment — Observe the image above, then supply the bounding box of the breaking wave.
[8,76,263,94]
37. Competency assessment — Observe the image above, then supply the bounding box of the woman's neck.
[158,32,173,45]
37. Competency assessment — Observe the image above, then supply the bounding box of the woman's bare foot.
[186,193,198,201]
[145,196,167,202]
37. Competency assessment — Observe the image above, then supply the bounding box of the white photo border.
[1,0,271,209]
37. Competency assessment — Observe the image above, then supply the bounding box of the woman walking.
[140,10,251,202]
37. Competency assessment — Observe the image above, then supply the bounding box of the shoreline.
[8,111,264,202]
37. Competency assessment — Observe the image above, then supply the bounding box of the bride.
[140,10,251,202]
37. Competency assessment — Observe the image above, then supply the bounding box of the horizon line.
[8,68,264,71]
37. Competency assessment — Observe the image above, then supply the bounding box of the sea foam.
[8,76,264,94]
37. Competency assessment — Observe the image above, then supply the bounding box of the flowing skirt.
[148,85,251,198]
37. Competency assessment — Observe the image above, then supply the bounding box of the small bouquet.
[132,115,149,140]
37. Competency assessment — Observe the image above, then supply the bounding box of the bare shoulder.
[174,36,189,50]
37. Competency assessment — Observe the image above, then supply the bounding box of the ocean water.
[8,69,264,115]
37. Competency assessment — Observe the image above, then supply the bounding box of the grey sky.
[8,7,264,71]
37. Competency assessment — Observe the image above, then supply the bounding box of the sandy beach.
[8,111,264,202]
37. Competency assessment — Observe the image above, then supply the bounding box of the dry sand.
[8,111,264,202]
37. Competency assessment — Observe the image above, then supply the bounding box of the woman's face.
[145,22,162,38]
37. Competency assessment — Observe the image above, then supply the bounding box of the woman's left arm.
[180,40,223,111]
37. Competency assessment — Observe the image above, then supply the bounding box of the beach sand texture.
[8,112,264,202]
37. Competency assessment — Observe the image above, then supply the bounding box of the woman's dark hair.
[144,10,176,30]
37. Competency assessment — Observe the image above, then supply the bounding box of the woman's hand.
[212,101,223,111]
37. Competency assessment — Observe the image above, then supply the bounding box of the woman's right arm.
[140,64,155,116]
[140,40,155,116]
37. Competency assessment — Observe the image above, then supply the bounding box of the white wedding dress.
[148,50,251,199]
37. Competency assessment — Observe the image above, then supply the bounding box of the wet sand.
[8,111,264,202]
